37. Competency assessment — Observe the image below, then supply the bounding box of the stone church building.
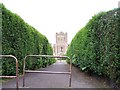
[53,32,68,56]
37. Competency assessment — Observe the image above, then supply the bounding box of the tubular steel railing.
[0,55,19,90]
[23,55,72,87]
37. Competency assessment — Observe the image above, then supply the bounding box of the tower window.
[61,47,63,52]
[64,37,65,41]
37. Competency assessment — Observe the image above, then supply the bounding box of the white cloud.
[1,0,119,44]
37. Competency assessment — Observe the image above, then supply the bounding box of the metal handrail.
[0,55,19,90]
[23,55,72,87]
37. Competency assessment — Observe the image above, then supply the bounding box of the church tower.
[53,32,68,56]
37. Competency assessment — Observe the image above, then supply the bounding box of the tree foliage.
[67,8,120,87]
[1,4,55,75]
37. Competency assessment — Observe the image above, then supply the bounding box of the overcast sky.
[1,0,119,45]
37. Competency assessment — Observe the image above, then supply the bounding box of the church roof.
[56,31,67,35]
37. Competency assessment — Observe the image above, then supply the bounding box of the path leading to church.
[3,60,110,88]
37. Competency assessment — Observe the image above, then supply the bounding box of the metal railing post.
[69,58,72,87]
[23,55,72,88]
[0,55,19,90]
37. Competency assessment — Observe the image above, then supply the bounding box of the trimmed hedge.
[67,8,120,87]
[1,4,55,75]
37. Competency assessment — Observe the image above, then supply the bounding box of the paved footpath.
[2,60,110,88]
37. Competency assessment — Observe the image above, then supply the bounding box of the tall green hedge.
[1,4,55,75]
[67,8,120,87]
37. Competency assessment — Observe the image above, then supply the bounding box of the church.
[53,32,68,56]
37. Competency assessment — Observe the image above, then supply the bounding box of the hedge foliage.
[67,8,120,86]
[1,4,55,75]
